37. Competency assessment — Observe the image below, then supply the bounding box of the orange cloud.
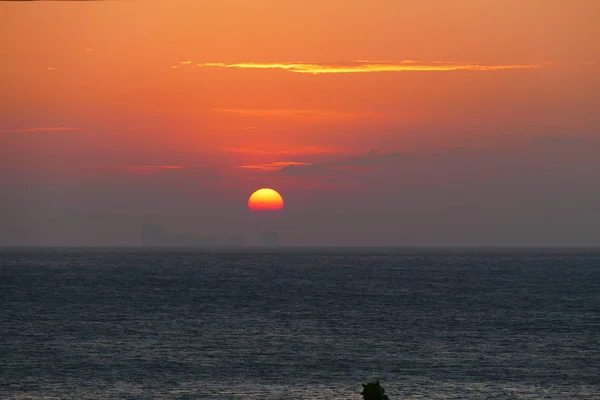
[196,60,543,74]
[0,126,80,133]
[238,161,312,171]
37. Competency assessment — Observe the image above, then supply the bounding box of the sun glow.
[248,188,284,212]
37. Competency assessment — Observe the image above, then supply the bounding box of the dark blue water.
[1,248,599,399]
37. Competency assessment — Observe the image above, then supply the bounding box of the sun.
[248,188,284,212]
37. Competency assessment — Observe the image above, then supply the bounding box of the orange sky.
[1,0,599,246]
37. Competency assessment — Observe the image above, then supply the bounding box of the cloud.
[238,161,311,171]
[226,149,402,178]
[0,127,81,133]
[196,60,543,74]
[249,139,600,180]
[277,150,402,177]
[278,164,329,176]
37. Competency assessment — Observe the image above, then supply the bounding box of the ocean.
[1,248,599,399]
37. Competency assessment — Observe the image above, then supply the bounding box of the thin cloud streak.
[238,161,311,171]
[277,149,403,177]
[197,60,544,74]
[0,127,81,133]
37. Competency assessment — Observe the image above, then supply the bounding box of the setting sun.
[248,188,284,212]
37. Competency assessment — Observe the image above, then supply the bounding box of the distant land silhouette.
[140,225,286,247]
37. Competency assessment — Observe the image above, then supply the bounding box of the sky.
[1,0,599,246]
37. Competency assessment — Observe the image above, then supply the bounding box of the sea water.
[1,248,599,399]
